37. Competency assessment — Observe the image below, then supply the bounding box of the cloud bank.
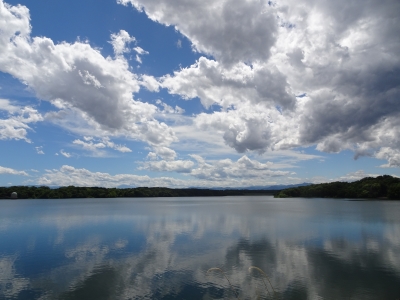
[119,0,400,166]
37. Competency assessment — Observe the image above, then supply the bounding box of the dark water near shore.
[0,196,399,299]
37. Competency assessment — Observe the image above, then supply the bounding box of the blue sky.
[0,0,399,188]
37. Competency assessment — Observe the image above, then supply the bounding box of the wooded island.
[275,175,400,199]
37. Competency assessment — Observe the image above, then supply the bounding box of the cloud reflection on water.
[0,197,400,299]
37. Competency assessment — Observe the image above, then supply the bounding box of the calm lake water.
[0,196,400,300]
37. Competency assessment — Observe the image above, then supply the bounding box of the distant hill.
[275,175,400,199]
[7,183,311,191]
[243,183,312,190]
[203,183,312,190]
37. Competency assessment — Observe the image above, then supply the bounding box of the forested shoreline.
[275,175,400,199]
[0,185,278,199]
[3,175,400,199]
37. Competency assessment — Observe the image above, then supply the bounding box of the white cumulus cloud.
[140,160,194,173]
[37,165,189,188]
[60,150,72,158]
[0,1,176,146]
[35,146,44,155]
[118,0,278,67]
[73,137,132,155]
[109,29,136,56]
[0,99,43,142]
[0,166,28,176]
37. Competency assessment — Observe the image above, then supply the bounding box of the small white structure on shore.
[11,192,17,199]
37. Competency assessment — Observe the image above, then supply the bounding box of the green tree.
[388,183,400,199]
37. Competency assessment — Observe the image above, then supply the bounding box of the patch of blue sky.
[135,87,204,116]
[0,72,36,101]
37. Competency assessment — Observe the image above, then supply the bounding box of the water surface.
[0,196,400,299]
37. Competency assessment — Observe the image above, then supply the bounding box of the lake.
[0,196,399,299]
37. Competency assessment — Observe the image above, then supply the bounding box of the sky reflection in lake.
[0,196,400,299]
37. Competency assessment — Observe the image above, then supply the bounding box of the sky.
[0,0,399,188]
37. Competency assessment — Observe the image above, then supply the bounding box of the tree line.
[0,185,279,199]
[275,175,400,199]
